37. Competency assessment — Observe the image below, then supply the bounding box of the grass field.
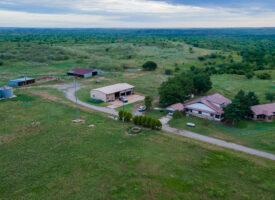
[169,115,275,154]
[211,71,275,103]
[0,91,275,200]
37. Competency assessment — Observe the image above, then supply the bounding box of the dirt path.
[160,116,275,161]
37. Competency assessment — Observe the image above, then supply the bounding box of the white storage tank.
[0,86,13,98]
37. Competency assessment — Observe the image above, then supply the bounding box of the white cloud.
[0,0,274,27]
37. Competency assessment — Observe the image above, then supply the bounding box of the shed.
[67,68,102,78]
[9,77,35,87]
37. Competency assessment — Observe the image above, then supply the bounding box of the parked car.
[168,111,174,116]
[119,96,128,103]
[138,106,146,112]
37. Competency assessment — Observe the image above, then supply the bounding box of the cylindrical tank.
[0,86,13,98]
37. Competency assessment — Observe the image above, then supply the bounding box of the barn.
[67,68,102,78]
[90,83,135,102]
[9,77,35,87]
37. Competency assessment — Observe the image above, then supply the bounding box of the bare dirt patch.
[124,73,144,79]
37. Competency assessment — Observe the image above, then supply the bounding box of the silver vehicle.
[119,96,128,103]
[138,106,146,112]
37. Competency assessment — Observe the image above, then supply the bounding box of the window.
[215,115,220,119]
[198,111,202,114]
[210,114,214,117]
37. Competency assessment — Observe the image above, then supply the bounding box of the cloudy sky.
[0,0,274,28]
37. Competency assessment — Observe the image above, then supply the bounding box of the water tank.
[0,86,13,98]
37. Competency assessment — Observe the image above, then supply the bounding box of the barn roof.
[92,83,134,94]
[70,68,94,75]
[9,77,35,82]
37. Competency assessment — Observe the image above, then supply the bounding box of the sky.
[0,0,274,28]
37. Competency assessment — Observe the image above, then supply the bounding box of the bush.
[118,111,132,122]
[164,69,173,75]
[245,71,254,79]
[173,110,182,119]
[142,61,157,71]
[89,98,103,104]
[257,72,271,80]
[132,116,162,130]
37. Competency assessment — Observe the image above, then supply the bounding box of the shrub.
[142,61,157,71]
[173,110,182,119]
[133,116,139,125]
[174,66,180,72]
[257,72,271,80]
[245,71,254,79]
[118,111,132,122]
[132,116,162,130]
[125,112,132,122]
[89,98,103,104]
[164,69,173,75]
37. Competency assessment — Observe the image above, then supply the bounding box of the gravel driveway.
[160,116,275,160]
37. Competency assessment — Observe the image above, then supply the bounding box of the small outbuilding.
[91,83,135,102]
[0,86,13,99]
[9,77,35,87]
[67,68,102,78]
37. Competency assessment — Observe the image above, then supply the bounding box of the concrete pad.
[107,94,145,109]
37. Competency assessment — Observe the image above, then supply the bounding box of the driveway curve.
[65,86,118,116]
[160,116,275,161]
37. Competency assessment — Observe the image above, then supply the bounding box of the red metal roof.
[71,68,94,75]
[251,103,275,116]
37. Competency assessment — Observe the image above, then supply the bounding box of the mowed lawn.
[0,92,275,200]
[169,115,275,154]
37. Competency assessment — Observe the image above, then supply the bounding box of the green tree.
[247,92,259,106]
[144,96,153,111]
[173,110,182,119]
[192,73,212,94]
[224,101,243,125]
[159,75,194,106]
[224,90,257,125]
[142,61,157,71]
[265,92,275,102]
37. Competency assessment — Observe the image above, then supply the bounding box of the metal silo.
[0,86,13,98]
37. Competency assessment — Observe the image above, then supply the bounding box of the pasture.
[0,91,274,200]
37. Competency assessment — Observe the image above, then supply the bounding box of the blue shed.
[0,86,13,99]
[9,77,35,87]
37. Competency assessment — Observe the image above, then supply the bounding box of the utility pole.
[122,100,125,122]
[74,78,79,121]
